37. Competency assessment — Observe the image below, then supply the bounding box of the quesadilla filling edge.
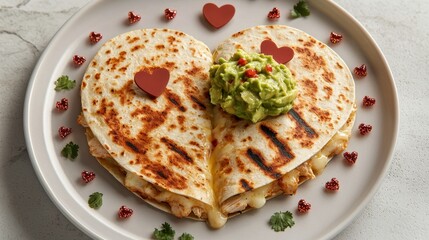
[78,105,355,227]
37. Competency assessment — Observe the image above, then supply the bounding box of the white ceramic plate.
[24,0,398,239]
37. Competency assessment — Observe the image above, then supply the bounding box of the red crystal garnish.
[81,170,96,183]
[354,64,368,77]
[164,8,177,20]
[267,7,280,20]
[325,178,340,191]
[358,123,372,135]
[265,64,273,72]
[297,199,311,213]
[118,205,133,219]
[58,126,72,139]
[245,69,258,78]
[330,32,343,44]
[343,151,358,164]
[72,55,86,66]
[55,98,69,111]
[363,96,376,107]
[89,32,103,44]
[237,58,247,66]
[128,11,141,24]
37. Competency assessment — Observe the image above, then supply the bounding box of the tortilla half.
[80,29,222,225]
[210,25,356,215]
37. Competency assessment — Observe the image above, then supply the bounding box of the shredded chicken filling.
[78,106,355,227]
[220,107,356,215]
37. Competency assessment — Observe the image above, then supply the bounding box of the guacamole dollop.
[209,49,298,123]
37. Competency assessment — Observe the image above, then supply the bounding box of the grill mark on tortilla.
[165,89,186,112]
[294,46,326,71]
[322,71,335,83]
[125,141,140,153]
[161,137,193,164]
[259,125,294,160]
[143,162,188,190]
[289,109,318,137]
[190,95,206,110]
[246,148,281,179]
[310,106,331,123]
[240,179,253,191]
[106,51,126,71]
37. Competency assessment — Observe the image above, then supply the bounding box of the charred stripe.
[260,125,294,160]
[156,170,167,179]
[246,148,281,179]
[289,109,318,137]
[240,179,253,191]
[125,141,140,153]
[167,96,186,112]
[161,137,193,163]
[165,90,186,112]
[190,96,206,110]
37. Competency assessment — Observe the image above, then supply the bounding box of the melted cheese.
[79,107,355,228]
[220,108,356,215]
[127,169,228,229]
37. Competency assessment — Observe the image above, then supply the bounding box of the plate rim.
[23,0,399,239]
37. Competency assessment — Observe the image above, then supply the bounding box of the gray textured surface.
[1,0,428,239]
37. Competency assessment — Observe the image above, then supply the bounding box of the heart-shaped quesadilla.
[79,25,356,229]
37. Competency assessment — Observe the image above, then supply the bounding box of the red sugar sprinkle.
[81,170,96,183]
[267,7,280,20]
[354,64,368,77]
[325,178,340,191]
[128,11,141,24]
[72,55,86,66]
[89,32,103,44]
[58,126,72,139]
[330,32,343,44]
[358,123,372,135]
[164,8,177,20]
[118,205,133,219]
[297,199,311,213]
[363,96,376,107]
[343,151,358,164]
[55,98,68,111]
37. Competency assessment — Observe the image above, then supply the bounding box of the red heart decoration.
[203,3,235,29]
[134,68,170,98]
[260,40,294,64]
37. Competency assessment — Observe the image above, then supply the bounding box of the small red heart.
[134,68,169,98]
[203,3,235,29]
[260,40,294,64]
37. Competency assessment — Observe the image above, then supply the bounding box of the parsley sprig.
[61,141,79,160]
[54,75,76,91]
[152,222,194,240]
[153,222,175,240]
[291,0,310,18]
[269,211,295,232]
[88,192,103,209]
[178,233,194,240]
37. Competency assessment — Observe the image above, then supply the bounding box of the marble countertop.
[1,0,428,239]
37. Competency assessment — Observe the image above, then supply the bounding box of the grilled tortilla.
[79,29,224,226]
[79,26,356,229]
[210,25,356,215]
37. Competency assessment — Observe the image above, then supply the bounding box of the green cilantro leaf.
[88,192,103,209]
[153,222,175,240]
[54,75,76,91]
[61,141,79,160]
[178,233,194,240]
[291,0,310,18]
[269,211,295,232]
